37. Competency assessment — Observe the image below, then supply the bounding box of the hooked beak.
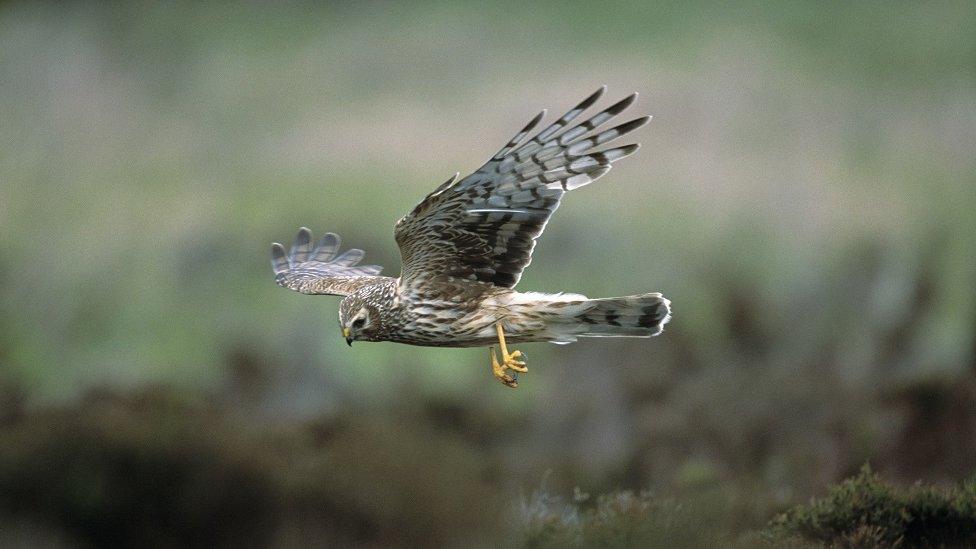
[342,327,352,346]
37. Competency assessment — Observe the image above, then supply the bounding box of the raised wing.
[271,227,388,296]
[394,86,649,288]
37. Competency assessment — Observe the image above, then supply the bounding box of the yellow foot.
[490,347,527,388]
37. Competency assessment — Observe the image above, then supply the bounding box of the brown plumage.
[271,87,671,387]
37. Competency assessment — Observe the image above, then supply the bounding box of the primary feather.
[395,86,649,288]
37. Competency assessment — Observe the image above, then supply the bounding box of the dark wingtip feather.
[525,109,546,131]
[293,227,311,246]
[577,85,607,111]
[617,115,652,135]
[618,142,641,156]
[607,92,638,115]
[270,242,286,264]
[311,232,341,262]
[492,109,547,160]
[270,242,289,280]
[289,227,313,262]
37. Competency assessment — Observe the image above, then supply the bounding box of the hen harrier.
[271,87,671,388]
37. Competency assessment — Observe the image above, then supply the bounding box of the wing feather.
[395,88,649,288]
[271,228,388,296]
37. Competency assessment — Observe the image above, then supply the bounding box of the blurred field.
[1,1,975,546]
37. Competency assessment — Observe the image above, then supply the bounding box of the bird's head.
[338,294,379,345]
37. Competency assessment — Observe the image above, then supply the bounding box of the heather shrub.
[766,465,976,548]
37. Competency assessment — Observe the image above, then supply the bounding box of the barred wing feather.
[271,227,388,296]
[394,86,649,288]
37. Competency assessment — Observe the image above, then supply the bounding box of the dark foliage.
[0,386,506,547]
[520,488,743,549]
[766,465,976,548]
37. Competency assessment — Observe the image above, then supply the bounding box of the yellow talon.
[489,322,528,388]
[506,350,527,372]
[490,347,518,388]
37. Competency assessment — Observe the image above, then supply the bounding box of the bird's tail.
[568,292,671,338]
[502,291,671,343]
[523,292,670,343]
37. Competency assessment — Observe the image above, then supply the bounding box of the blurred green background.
[1,1,975,546]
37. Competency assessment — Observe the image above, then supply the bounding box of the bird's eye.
[352,317,366,329]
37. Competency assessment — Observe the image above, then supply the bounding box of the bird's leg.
[490,321,527,388]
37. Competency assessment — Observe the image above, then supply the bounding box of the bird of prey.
[271,87,671,388]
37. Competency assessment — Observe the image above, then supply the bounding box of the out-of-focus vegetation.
[521,485,752,548]
[1,1,975,546]
[0,382,509,547]
[766,466,976,547]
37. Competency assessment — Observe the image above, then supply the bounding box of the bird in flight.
[271,86,671,388]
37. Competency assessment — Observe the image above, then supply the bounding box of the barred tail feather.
[569,292,671,339]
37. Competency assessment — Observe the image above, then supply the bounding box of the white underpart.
[473,290,593,343]
[466,208,529,214]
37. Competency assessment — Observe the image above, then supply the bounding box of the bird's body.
[271,87,671,387]
[343,277,667,348]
